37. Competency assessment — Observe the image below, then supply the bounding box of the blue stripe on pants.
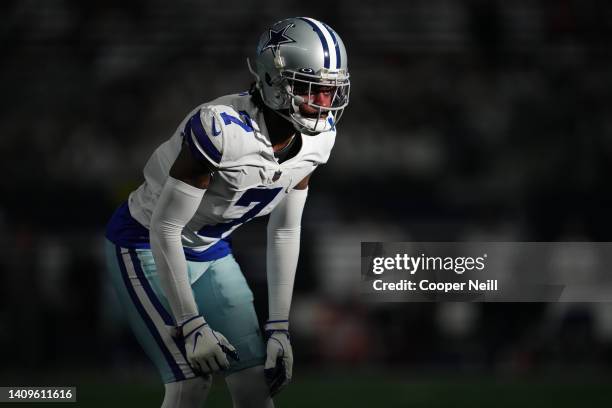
[107,242,192,383]
[128,249,189,363]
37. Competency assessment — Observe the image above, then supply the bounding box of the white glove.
[180,316,239,374]
[264,320,293,396]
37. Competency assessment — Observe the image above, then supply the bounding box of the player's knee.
[162,375,212,408]
[225,366,274,408]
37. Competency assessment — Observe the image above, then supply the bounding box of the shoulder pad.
[302,127,337,165]
[182,107,225,168]
[182,104,258,169]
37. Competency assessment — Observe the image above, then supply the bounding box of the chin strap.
[271,106,332,136]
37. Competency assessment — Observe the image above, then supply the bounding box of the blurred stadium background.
[2,0,612,406]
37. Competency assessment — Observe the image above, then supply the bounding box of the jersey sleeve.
[182,107,225,168]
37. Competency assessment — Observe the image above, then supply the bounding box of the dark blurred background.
[2,0,612,406]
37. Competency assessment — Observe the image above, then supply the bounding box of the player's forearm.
[150,228,198,325]
[267,227,301,320]
[266,188,308,321]
[150,176,205,325]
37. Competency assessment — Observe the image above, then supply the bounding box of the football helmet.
[248,17,350,135]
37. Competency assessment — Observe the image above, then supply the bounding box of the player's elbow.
[267,225,301,241]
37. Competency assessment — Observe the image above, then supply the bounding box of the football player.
[104,17,349,408]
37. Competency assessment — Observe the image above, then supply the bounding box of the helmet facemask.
[247,62,350,135]
[282,70,350,135]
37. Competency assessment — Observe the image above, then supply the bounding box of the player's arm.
[263,173,310,395]
[149,109,238,374]
[149,143,212,325]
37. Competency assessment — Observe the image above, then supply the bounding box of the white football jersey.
[127,92,336,254]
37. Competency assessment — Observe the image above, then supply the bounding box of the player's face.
[293,83,335,119]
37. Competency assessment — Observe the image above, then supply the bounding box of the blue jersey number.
[198,187,282,238]
[221,111,253,133]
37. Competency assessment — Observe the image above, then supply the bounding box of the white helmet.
[248,17,350,135]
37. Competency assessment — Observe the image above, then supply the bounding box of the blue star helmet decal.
[260,23,296,56]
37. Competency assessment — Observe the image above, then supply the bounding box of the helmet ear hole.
[265,73,273,87]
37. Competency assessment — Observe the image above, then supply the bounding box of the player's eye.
[315,86,333,95]
[293,83,309,95]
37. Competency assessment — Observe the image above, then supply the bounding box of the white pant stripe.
[120,248,193,379]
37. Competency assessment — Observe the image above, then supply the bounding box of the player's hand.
[181,316,239,374]
[263,320,293,396]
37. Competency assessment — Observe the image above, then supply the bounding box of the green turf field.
[10,370,609,407]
